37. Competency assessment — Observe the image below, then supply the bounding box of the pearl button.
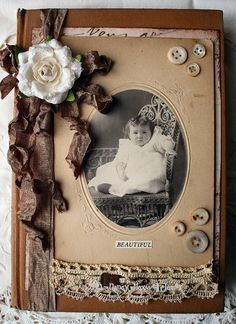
[186,230,209,253]
[186,63,201,77]
[173,221,186,236]
[192,43,206,58]
[167,46,188,65]
[191,208,210,225]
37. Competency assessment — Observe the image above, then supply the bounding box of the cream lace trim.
[50,259,218,304]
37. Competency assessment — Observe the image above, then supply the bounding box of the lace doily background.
[0,0,236,323]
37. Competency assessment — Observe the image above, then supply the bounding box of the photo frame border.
[13,9,226,313]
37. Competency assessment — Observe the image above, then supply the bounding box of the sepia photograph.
[84,89,187,228]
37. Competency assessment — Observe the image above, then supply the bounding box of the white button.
[173,221,186,236]
[191,208,210,225]
[167,46,188,65]
[186,63,200,77]
[186,230,209,253]
[192,44,206,58]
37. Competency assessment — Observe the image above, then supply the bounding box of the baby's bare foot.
[97,183,111,194]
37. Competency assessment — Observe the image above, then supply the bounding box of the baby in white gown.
[88,115,176,197]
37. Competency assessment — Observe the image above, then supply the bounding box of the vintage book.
[7,8,225,313]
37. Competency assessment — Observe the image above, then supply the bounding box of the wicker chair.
[84,95,180,228]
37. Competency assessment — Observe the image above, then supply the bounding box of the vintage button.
[191,208,210,225]
[167,46,188,65]
[186,63,200,77]
[186,230,209,253]
[192,43,206,58]
[173,221,186,236]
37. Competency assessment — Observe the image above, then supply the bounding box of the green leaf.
[17,91,28,99]
[45,35,53,43]
[14,46,22,65]
[66,89,76,102]
[75,54,82,62]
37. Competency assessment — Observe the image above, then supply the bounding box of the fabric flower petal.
[18,63,34,82]
[31,81,67,104]
[54,68,75,92]
[31,81,48,100]
[54,46,71,67]
[48,92,67,104]
[18,51,29,65]
[47,39,63,50]
[18,80,33,96]
[70,60,83,79]
[28,44,54,63]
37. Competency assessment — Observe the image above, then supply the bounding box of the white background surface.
[0,0,236,323]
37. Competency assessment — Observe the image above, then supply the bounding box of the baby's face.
[129,124,152,146]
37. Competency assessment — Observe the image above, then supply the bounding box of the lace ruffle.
[50,259,218,304]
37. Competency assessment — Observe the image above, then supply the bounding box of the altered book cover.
[1,9,226,312]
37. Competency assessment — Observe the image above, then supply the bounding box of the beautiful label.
[115,240,153,248]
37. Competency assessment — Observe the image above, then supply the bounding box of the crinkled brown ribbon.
[0,31,63,249]
[0,8,112,310]
[58,50,112,178]
[0,45,19,99]
[8,95,68,244]
[40,9,68,40]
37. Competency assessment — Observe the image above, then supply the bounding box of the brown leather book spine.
[11,9,28,310]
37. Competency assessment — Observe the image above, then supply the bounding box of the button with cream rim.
[191,208,210,225]
[186,63,200,77]
[186,230,209,253]
[173,221,186,236]
[167,46,188,65]
[192,43,206,58]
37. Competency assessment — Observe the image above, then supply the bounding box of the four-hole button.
[186,230,209,253]
[191,208,210,225]
[186,63,201,77]
[192,43,206,58]
[167,46,188,65]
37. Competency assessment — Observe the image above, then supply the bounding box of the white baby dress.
[88,126,175,197]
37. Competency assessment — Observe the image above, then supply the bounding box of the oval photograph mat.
[84,89,188,229]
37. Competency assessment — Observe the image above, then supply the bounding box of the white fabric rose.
[17,39,82,104]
